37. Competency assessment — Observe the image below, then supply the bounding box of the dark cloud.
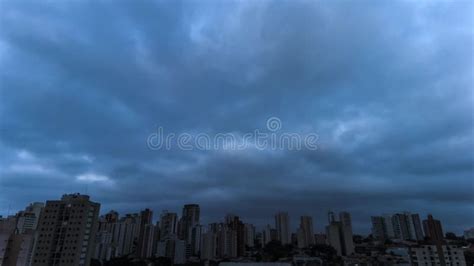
[0,0,472,234]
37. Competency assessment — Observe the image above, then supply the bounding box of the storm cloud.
[0,0,473,233]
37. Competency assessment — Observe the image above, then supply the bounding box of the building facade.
[275,212,290,245]
[31,194,100,266]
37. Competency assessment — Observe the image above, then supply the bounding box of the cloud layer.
[0,0,473,233]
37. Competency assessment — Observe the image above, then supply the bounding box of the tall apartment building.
[160,211,178,240]
[297,216,315,248]
[392,212,424,241]
[31,193,100,266]
[371,216,387,240]
[371,212,424,241]
[178,204,200,242]
[189,224,202,256]
[326,222,343,256]
[0,216,19,264]
[339,212,354,255]
[177,204,200,257]
[422,214,444,243]
[216,224,238,258]
[201,228,217,261]
[225,214,245,257]
[137,208,154,258]
[325,211,354,256]
[16,202,44,233]
[93,211,142,261]
[0,201,45,266]
[275,212,290,245]
[262,224,277,245]
[243,223,255,248]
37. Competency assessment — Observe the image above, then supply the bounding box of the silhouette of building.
[325,211,354,256]
[339,212,354,255]
[262,224,277,245]
[225,214,246,257]
[201,228,217,260]
[16,202,44,234]
[178,204,200,242]
[160,211,178,240]
[391,212,424,241]
[297,216,315,248]
[275,212,290,245]
[410,245,466,265]
[423,214,444,243]
[372,212,424,241]
[1,214,37,266]
[137,208,154,258]
[0,202,45,266]
[177,204,200,257]
[216,223,238,258]
[104,210,118,223]
[93,211,143,261]
[371,216,387,240]
[244,223,255,248]
[31,193,100,266]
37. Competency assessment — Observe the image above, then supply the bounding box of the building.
[160,211,178,240]
[371,216,387,240]
[104,210,118,222]
[2,233,36,266]
[226,214,246,257]
[422,214,444,243]
[464,227,474,239]
[275,212,290,245]
[31,193,100,266]
[174,239,187,264]
[410,213,424,240]
[93,211,142,261]
[216,223,238,258]
[156,238,176,259]
[325,211,354,256]
[188,224,202,257]
[392,212,424,241]
[137,208,154,258]
[0,216,20,264]
[339,212,354,255]
[262,224,277,245]
[297,216,315,248]
[409,245,466,265]
[201,228,217,260]
[244,223,255,248]
[326,222,343,256]
[372,212,424,241]
[178,204,200,242]
[0,203,44,266]
[16,202,44,233]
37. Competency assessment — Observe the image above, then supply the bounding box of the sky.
[0,0,473,234]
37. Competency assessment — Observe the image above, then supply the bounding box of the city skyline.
[1,0,473,243]
[1,193,472,265]
[1,193,469,235]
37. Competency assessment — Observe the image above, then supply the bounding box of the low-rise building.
[409,245,466,266]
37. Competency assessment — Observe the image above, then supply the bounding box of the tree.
[263,240,292,261]
[90,259,102,266]
[103,256,133,266]
[149,256,172,266]
[309,244,341,263]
